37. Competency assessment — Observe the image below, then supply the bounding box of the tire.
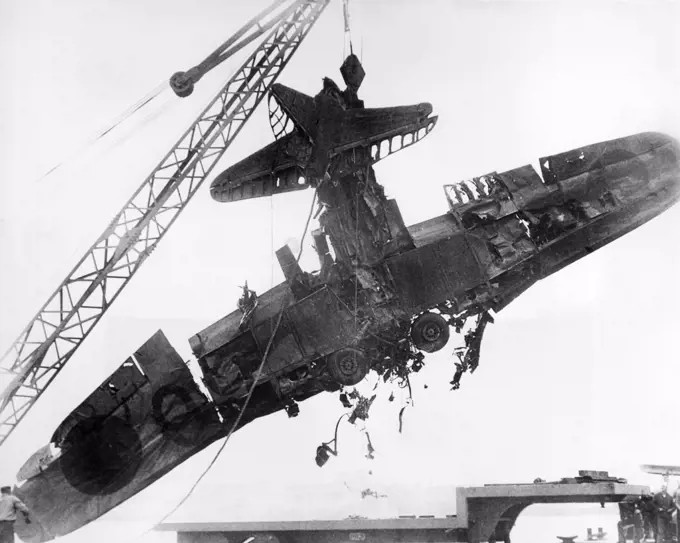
[326,348,369,386]
[410,312,450,353]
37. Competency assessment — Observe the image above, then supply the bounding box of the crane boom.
[0,0,331,447]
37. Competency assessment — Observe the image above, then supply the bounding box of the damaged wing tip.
[418,102,434,117]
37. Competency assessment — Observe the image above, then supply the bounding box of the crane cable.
[343,0,353,58]
[36,80,168,182]
[135,4,358,533]
[129,188,319,542]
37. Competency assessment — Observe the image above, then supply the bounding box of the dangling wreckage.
[14,54,680,542]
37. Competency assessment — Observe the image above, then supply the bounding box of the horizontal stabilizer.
[211,132,312,203]
[213,165,312,203]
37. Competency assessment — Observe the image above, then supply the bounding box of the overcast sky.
[1,0,679,541]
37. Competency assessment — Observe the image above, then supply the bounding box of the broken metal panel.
[312,228,334,270]
[199,287,357,402]
[189,309,244,360]
[50,356,149,449]
[474,215,537,278]
[382,198,415,250]
[198,331,259,401]
[15,331,223,542]
[436,235,493,295]
[385,234,487,313]
[251,314,305,379]
[133,329,191,388]
[496,164,555,209]
[450,312,493,390]
[189,283,294,359]
[285,287,358,357]
[320,195,389,267]
[255,333,303,379]
[487,262,540,313]
[383,245,448,313]
[276,244,304,284]
[445,174,521,232]
[444,173,497,208]
[459,198,517,226]
[249,283,296,325]
[407,213,463,248]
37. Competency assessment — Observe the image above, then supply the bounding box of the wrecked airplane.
[13,54,680,542]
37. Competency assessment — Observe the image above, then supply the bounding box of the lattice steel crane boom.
[0,0,331,447]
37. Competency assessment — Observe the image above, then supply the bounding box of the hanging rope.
[129,189,319,543]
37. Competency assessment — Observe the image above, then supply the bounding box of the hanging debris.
[450,311,494,390]
[364,432,375,460]
[348,393,376,424]
[339,392,353,408]
[360,488,386,499]
[398,406,407,434]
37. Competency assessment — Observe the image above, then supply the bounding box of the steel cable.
[36,80,168,182]
[128,188,319,542]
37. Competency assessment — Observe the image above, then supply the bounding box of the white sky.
[1,0,680,540]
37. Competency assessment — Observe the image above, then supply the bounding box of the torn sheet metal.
[450,312,494,390]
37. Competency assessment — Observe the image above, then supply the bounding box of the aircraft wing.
[210,132,312,203]
[14,331,227,542]
[331,104,437,158]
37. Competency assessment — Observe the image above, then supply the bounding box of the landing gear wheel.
[410,312,450,353]
[327,348,369,386]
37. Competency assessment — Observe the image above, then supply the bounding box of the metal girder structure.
[0,0,331,446]
[170,0,297,97]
